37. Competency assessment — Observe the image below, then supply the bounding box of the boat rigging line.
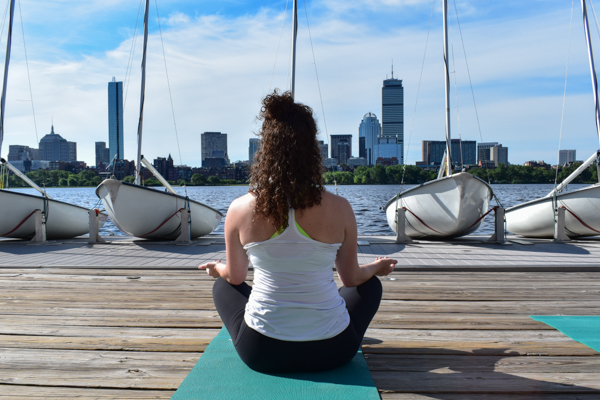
[269,0,289,93]
[555,0,574,188]
[448,14,464,171]
[400,0,435,187]
[18,0,38,144]
[0,0,9,50]
[450,1,486,177]
[153,0,184,174]
[123,0,144,109]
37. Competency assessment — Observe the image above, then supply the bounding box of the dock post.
[176,208,192,245]
[395,207,413,244]
[554,206,571,242]
[487,207,506,244]
[88,209,106,244]
[30,209,46,243]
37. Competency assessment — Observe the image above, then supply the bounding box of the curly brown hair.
[249,90,324,230]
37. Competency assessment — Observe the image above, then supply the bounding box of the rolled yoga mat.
[170,327,380,400]
[530,316,600,353]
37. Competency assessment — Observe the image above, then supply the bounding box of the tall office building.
[421,140,476,167]
[8,145,38,161]
[39,125,77,162]
[330,134,352,164]
[201,132,229,167]
[358,112,381,166]
[558,149,576,165]
[317,140,328,161]
[108,77,124,164]
[490,145,508,167]
[477,142,498,163]
[478,142,508,167]
[95,142,110,167]
[249,138,261,163]
[382,73,404,164]
[374,136,401,165]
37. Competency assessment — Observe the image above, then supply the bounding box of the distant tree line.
[5,163,598,189]
[3,170,246,188]
[323,163,599,185]
[3,169,102,188]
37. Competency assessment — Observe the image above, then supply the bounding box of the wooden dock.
[1,236,600,399]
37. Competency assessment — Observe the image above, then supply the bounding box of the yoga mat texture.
[170,328,380,400]
[530,316,600,353]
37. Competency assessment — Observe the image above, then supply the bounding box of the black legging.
[212,275,382,373]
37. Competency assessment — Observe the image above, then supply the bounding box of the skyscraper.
[382,73,404,164]
[249,138,261,163]
[95,142,110,167]
[108,77,124,164]
[421,140,476,167]
[201,132,229,167]
[330,134,352,164]
[559,149,576,165]
[358,112,381,166]
[317,140,328,161]
[39,125,77,162]
[478,142,508,167]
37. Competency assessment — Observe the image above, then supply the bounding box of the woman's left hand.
[199,260,224,279]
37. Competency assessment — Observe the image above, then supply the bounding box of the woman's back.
[231,190,351,247]
[243,206,349,341]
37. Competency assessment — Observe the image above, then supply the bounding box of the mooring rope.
[0,209,37,237]
[139,207,185,237]
[561,205,600,234]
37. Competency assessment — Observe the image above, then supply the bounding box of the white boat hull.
[96,179,223,240]
[384,172,493,239]
[0,190,104,240]
[505,184,600,238]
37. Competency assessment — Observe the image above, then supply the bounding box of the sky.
[0,0,600,167]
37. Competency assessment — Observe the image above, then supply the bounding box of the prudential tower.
[381,67,404,164]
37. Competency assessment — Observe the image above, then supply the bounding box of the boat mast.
[0,0,15,156]
[290,0,298,99]
[547,0,600,198]
[135,0,149,185]
[582,0,600,146]
[442,0,452,176]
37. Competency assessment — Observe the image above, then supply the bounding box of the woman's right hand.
[373,256,397,277]
[198,260,224,279]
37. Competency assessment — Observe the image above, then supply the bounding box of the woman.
[199,90,397,373]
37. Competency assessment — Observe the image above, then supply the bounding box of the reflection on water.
[7,183,591,236]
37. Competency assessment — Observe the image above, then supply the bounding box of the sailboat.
[505,0,600,239]
[0,0,102,240]
[95,0,223,240]
[382,0,493,239]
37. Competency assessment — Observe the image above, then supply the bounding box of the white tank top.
[243,208,350,341]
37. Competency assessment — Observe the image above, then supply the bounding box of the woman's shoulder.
[317,190,353,218]
[226,193,255,217]
[320,190,351,208]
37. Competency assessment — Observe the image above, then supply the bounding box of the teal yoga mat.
[530,316,600,353]
[170,328,380,400]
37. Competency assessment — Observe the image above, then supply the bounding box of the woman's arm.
[199,198,249,285]
[334,198,397,287]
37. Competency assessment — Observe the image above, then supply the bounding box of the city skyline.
[0,1,598,167]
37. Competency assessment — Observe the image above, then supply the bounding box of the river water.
[8,183,592,237]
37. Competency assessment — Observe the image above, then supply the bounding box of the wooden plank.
[364,354,600,373]
[0,385,173,399]
[372,371,600,393]
[0,335,212,352]
[0,348,199,389]
[362,340,598,356]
